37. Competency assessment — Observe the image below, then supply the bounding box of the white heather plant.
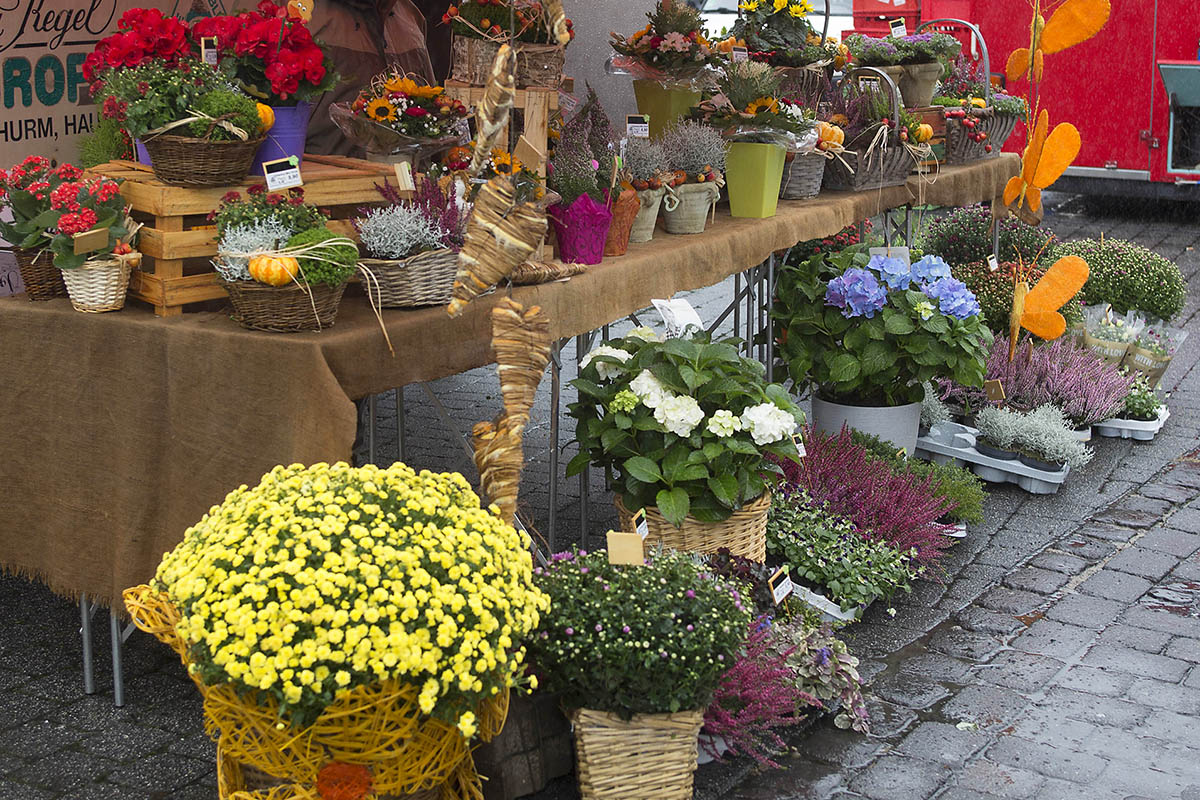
[624,137,669,185]
[356,204,449,260]
[661,119,728,176]
[568,331,804,527]
[976,405,1092,468]
[215,218,294,281]
[921,383,952,430]
[975,405,1022,450]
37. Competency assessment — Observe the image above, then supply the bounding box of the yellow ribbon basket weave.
[124,585,509,800]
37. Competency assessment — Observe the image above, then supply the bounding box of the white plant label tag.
[769,567,794,605]
[652,297,704,338]
[626,114,650,138]
[731,46,749,63]
[987,254,999,272]
[263,156,302,191]
[869,245,911,265]
[890,18,907,37]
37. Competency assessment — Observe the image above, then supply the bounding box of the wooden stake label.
[392,161,415,192]
[985,379,1006,402]
[792,432,806,458]
[73,227,109,255]
[513,134,544,169]
[631,507,650,540]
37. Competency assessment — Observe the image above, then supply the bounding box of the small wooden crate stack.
[86,155,397,317]
[443,79,567,176]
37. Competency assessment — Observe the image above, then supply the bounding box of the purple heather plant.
[937,334,1134,427]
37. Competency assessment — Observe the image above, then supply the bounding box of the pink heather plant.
[702,620,821,769]
[937,334,1133,427]
[775,427,954,563]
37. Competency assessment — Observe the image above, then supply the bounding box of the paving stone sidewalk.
[2,196,1199,799]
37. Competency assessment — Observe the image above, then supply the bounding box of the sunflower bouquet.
[693,60,812,145]
[330,71,469,163]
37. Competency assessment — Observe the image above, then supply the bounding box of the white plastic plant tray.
[792,585,864,624]
[1094,407,1170,441]
[945,521,968,539]
[915,422,1070,495]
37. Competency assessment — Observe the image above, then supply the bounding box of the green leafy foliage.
[567,331,803,527]
[1121,372,1162,421]
[286,226,359,286]
[529,549,752,718]
[213,187,327,239]
[916,204,1052,267]
[188,89,262,141]
[770,617,869,733]
[1052,237,1187,322]
[98,58,230,140]
[78,118,133,168]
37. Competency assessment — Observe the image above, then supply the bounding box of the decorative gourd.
[816,121,845,150]
[914,123,935,143]
[256,103,275,133]
[248,255,300,286]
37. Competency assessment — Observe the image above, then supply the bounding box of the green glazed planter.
[726,142,786,219]
[632,79,701,140]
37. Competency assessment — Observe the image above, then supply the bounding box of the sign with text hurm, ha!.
[0,0,226,167]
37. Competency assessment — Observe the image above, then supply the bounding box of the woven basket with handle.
[570,708,704,800]
[220,277,347,332]
[360,249,457,308]
[615,491,770,562]
[13,246,65,301]
[945,110,1019,164]
[822,145,912,192]
[60,256,131,313]
[142,134,265,187]
[779,151,825,200]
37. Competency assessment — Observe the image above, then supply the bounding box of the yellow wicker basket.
[570,708,704,800]
[614,491,770,562]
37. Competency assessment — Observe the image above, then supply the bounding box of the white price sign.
[889,18,908,37]
[263,156,303,192]
[200,36,219,65]
[631,508,650,540]
[769,567,794,605]
[626,114,650,138]
[731,45,749,63]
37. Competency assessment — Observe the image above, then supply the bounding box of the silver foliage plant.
[921,383,952,430]
[215,219,294,282]
[624,137,668,183]
[976,405,1092,469]
[661,120,728,175]
[357,204,449,260]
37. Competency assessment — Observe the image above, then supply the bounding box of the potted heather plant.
[575,89,641,258]
[821,73,917,192]
[529,549,751,800]
[624,137,674,243]
[659,120,726,234]
[773,245,992,454]
[547,101,612,265]
[567,330,803,559]
[355,177,464,308]
[975,405,1092,472]
[692,60,811,218]
[611,0,716,139]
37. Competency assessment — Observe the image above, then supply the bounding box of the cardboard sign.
[625,114,650,139]
[731,46,749,63]
[768,566,794,605]
[606,530,644,565]
[392,160,415,192]
[73,227,109,255]
[889,18,908,37]
[200,36,219,65]
[869,245,911,265]
[987,254,999,272]
[263,156,303,191]
[0,251,23,298]
[630,507,650,540]
[984,379,1006,402]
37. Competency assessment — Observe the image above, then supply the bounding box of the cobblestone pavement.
[3,195,1200,799]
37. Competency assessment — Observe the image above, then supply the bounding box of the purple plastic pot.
[547,192,612,265]
[134,139,151,166]
[250,101,312,175]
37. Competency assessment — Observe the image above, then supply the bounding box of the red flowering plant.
[190,0,340,105]
[211,184,327,237]
[42,176,136,269]
[0,158,86,253]
[81,7,191,86]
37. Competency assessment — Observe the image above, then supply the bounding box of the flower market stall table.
[0,156,1017,654]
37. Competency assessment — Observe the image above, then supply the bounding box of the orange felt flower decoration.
[1008,254,1089,359]
[1002,109,1081,217]
[1006,0,1110,84]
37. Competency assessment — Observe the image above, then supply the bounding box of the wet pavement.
[3,195,1200,799]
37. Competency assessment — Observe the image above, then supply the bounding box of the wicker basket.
[823,145,913,192]
[779,152,826,200]
[570,708,705,800]
[141,134,265,187]
[60,256,132,313]
[451,36,564,88]
[220,277,348,332]
[360,249,457,308]
[945,110,1020,164]
[661,181,720,235]
[13,246,65,301]
[615,491,770,562]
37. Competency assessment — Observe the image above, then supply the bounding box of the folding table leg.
[547,340,562,552]
[367,394,378,465]
[80,595,95,696]
[395,387,407,464]
[576,334,590,547]
[110,611,125,708]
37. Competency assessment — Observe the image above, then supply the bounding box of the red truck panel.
[1150,2,1200,182]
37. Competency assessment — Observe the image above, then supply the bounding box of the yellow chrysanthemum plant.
[126,461,549,798]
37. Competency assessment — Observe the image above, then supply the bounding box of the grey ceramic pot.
[811,396,923,456]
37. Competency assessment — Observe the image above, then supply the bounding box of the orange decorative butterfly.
[1006,0,1111,84]
[1002,109,1080,222]
[1008,254,1089,360]
[287,0,313,22]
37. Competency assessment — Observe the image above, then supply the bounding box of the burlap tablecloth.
[0,156,1017,607]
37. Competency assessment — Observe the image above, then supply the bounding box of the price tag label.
[73,227,109,255]
[987,254,999,272]
[889,18,908,37]
[607,530,645,565]
[984,378,1006,402]
[857,75,881,92]
[626,114,650,138]
[731,45,749,63]
[393,160,416,192]
[631,508,650,541]
[792,432,806,458]
[200,36,219,65]
[651,297,704,338]
[768,567,794,605]
[869,245,911,265]
[263,156,303,191]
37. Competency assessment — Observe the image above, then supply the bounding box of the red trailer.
[854,0,1200,199]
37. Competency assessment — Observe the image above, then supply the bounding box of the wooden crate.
[86,154,397,317]
[444,81,560,175]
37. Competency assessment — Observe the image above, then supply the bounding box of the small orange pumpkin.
[816,121,845,149]
[256,103,275,133]
[249,255,300,286]
[913,123,934,143]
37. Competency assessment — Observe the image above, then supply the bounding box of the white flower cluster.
[654,395,704,437]
[629,369,671,409]
[357,204,448,260]
[215,219,294,281]
[740,402,797,445]
[581,346,633,381]
[706,409,741,438]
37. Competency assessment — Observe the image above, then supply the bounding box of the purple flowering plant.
[773,244,992,406]
[527,549,752,718]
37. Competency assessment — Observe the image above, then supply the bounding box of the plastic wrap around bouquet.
[330,102,467,168]
[548,193,612,265]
